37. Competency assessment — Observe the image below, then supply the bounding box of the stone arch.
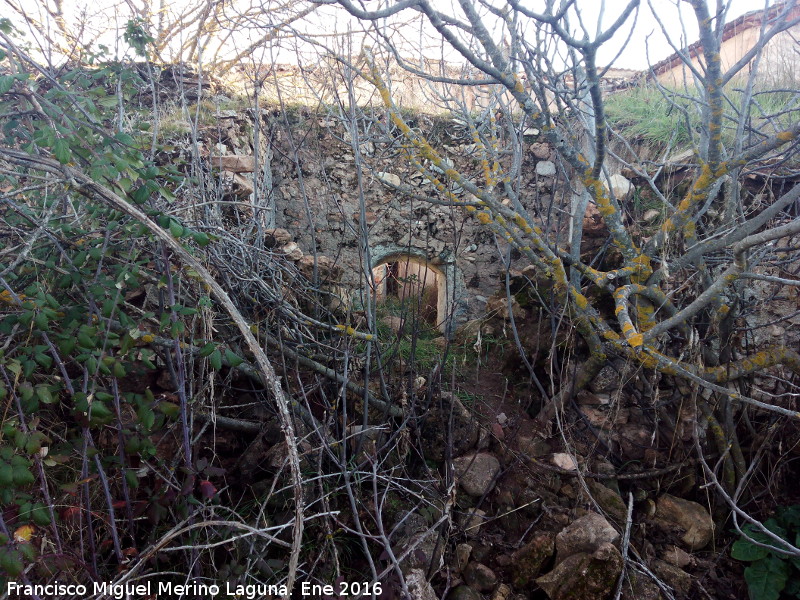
[368,244,467,335]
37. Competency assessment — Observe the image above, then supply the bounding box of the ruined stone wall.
[203,108,571,327]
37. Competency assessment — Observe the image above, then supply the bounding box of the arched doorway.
[371,255,443,329]
[367,244,468,336]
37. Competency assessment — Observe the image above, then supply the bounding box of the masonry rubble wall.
[195,108,582,325]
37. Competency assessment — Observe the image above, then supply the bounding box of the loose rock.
[655,494,714,550]
[455,543,473,572]
[485,295,524,321]
[263,228,294,247]
[511,532,555,587]
[491,583,512,600]
[651,559,692,596]
[536,160,557,176]
[463,562,498,592]
[453,453,501,497]
[461,508,486,539]
[536,542,623,600]
[661,544,692,568]
[551,453,578,471]
[555,512,619,560]
[398,528,443,574]
[376,171,402,187]
[530,142,550,158]
[605,173,633,201]
[281,242,303,261]
[209,154,256,173]
[297,255,341,280]
[450,586,483,600]
[587,480,627,526]
[643,208,661,222]
[405,569,437,600]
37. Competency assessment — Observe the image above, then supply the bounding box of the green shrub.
[0,40,222,585]
[731,505,800,600]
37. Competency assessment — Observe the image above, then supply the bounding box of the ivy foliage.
[732,506,800,600]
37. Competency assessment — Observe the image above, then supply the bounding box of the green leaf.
[21,360,36,379]
[763,518,787,539]
[24,433,43,455]
[34,311,49,330]
[169,320,185,337]
[19,382,34,403]
[35,384,55,404]
[224,349,244,367]
[131,185,150,204]
[114,132,135,146]
[0,548,24,577]
[209,349,222,370]
[77,332,95,349]
[112,361,126,378]
[169,220,184,238]
[88,401,114,425]
[31,505,51,526]
[5,360,20,376]
[53,138,72,164]
[13,430,27,451]
[779,506,800,529]
[0,75,15,95]
[11,464,35,486]
[18,542,37,562]
[34,352,53,369]
[98,96,119,108]
[138,406,155,431]
[0,463,13,487]
[744,559,789,600]
[157,401,180,418]
[199,342,216,358]
[193,232,210,247]
[125,469,139,489]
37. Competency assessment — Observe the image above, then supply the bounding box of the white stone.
[551,452,578,471]
[643,208,660,222]
[605,173,633,201]
[281,242,303,261]
[535,161,556,176]
[376,172,401,187]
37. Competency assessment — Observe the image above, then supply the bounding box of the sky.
[589,0,764,69]
[290,0,764,70]
[14,0,771,71]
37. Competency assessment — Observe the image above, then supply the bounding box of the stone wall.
[199,108,573,327]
